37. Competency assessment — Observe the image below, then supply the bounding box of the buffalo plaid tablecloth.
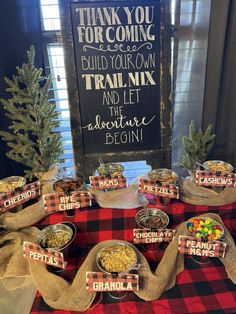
[31,201,236,314]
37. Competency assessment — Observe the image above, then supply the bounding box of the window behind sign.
[40,0,74,176]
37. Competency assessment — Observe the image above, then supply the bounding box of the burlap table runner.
[0,213,235,311]
[0,167,57,230]
[88,184,148,209]
[0,227,38,289]
[179,177,236,206]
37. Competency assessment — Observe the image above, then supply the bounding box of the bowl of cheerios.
[0,176,26,193]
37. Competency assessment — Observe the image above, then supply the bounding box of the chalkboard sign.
[59,0,172,178]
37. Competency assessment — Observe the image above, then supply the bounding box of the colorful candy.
[187,217,223,240]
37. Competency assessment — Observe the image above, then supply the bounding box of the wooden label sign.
[195,170,236,187]
[23,241,66,269]
[86,272,139,292]
[0,181,40,213]
[178,236,227,258]
[43,191,92,214]
[139,178,179,199]
[89,175,127,190]
[70,1,162,155]
[133,228,175,244]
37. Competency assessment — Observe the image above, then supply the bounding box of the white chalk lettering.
[83,114,155,131]
[4,189,36,208]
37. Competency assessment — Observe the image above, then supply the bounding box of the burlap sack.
[179,177,236,206]
[88,184,148,209]
[0,167,57,230]
[0,227,38,282]
[0,214,235,311]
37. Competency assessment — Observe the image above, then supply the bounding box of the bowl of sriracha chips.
[187,217,224,241]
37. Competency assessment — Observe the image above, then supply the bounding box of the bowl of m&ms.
[187,217,224,241]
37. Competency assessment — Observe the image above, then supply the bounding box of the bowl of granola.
[96,242,138,274]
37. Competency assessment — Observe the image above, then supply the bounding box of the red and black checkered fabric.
[0,181,40,212]
[133,228,175,244]
[30,200,236,314]
[178,235,227,258]
[23,241,66,269]
[43,191,92,213]
[139,178,179,199]
[89,175,127,190]
[86,272,139,292]
[196,170,236,187]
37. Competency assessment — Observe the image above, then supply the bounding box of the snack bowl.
[135,208,170,256]
[38,222,76,272]
[96,242,138,274]
[148,168,178,185]
[186,216,224,264]
[38,222,76,252]
[148,169,178,205]
[187,216,224,241]
[53,177,85,216]
[202,160,234,192]
[135,208,169,230]
[53,177,85,193]
[0,176,27,212]
[202,160,234,174]
[97,163,124,177]
[0,176,26,193]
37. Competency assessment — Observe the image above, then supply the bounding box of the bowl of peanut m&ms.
[187,217,224,241]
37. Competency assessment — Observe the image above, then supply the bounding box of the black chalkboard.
[70,1,161,154]
[59,0,172,178]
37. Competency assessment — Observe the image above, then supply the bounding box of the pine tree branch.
[176,120,215,171]
[0,45,63,178]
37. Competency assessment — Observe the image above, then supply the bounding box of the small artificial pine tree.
[176,120,215,172]
[0,46,63,180]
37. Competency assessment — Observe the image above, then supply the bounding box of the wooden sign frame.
[59,0,172,179]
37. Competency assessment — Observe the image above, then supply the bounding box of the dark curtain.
[0,0,43,179]
[203,0,236,169]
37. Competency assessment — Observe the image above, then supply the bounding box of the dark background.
[0,0,43,179]
[71,1,161,155]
